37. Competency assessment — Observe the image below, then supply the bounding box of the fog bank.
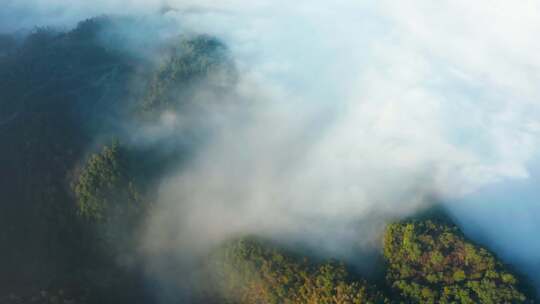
[4,0,540,294]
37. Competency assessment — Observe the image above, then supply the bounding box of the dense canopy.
[207,238,388,304]
[383,220,528,303]
[0,15,536,304]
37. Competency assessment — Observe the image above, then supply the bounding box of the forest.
[0,16,537,304]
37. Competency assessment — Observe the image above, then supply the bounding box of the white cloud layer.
[4,0,540,293]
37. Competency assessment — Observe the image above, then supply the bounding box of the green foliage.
[207,238,388,304]
[74,141,140,222]
[1,14,537,304]
[72,140,147,266]
[383,220,528,303]
[0,17,134,287]
[141,35,235,114]
[0,16,234,301]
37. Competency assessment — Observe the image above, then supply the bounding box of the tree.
[73,140,145,263]
[206,238,388,304]
[141,35,236,115]
[383,220,528,303]
[74,141,140,222]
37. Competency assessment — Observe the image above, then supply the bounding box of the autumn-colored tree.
[383,220,528,303]
[207,238,388,304]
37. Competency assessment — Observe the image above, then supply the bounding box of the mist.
[4,0,540,297]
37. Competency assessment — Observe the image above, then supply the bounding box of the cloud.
[4,0,540,293]
[144,0,540,291]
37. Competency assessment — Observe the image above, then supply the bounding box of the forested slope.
[0,16,235,303]
[0,16,535,304]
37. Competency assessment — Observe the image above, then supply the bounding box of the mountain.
[0,16,536,304]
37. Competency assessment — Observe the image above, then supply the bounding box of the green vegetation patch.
[74,141,141,223]
[383,220,528,303]
[207,238,388,304]
[141,35,235,115]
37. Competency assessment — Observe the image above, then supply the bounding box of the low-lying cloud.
[4,0,540,294]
